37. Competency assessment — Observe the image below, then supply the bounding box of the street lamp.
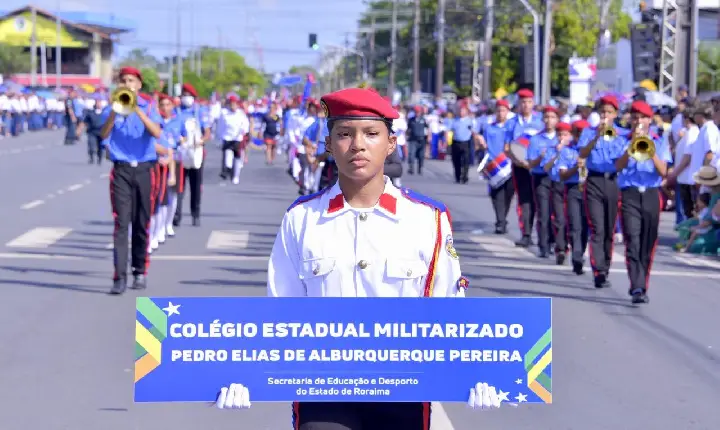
[517,0,540,103]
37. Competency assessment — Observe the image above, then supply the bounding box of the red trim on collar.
[378,193,397,215]
[328,194,344,213]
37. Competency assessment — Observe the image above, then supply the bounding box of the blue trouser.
[64,118,78,144]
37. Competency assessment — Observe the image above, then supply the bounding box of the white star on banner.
[515,378,523,384]
[162,302,181,316]
[515,393,528,403]
[498,390,510,402]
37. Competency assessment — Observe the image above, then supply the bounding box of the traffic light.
[630,23,661,83]
[455,56,473,89]
[517,44,535,85]
[309,33,319,50]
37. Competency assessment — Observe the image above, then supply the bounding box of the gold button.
[312,267,320,275]
[359,213,368,221]
[406,269,413,276]
[358,260,368,269]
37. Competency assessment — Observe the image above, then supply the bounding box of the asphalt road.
[1,130,719,430]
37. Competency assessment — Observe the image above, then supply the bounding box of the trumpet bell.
[629,136,656,162]
[111,88,137,116]
[603,128,616,140]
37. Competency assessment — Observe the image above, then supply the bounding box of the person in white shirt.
[668,112,701,221]
[689,103,720,195]
[392,106,408,161]
[217,96,250,184]
[0,91,9,137]
[297,102,320,195]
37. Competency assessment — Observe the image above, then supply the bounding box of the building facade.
[0,6,133,88]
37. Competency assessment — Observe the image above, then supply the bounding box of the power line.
[118,39,324,55]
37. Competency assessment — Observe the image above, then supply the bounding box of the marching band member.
[526,106,560,258]
[297,100,321,195]
[215,87,501,424]
[175,83,211,227]
[614,101,671,304]
[149,94,182,251]
[217,95,250,184]
[261,102,282,165]
[477,99,514,234]
[577,95,625,288]
[302,105,329,194]
[555,120,591,274]
[102,67,164,295]
[448,105,475,184]
[164,94,187,239]
[505,89,544,248]
[406,105,428,175]
[84,94,109,165]
[542,121,574,265]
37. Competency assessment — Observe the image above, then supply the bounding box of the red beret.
[572,120,590,130]
[517,89,534,99]
[158,94,172,102]
[138,93,153,102]
[181,83,198,97]
[599,95,619,110]
[543,106,559,115]
[556,122,572,132]
[227,95,240,103]
[630,100,653,117]
[496,100,510,109]
[119,67,142,82]
[321,88,399,120]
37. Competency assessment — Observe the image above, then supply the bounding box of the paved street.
[1,130,719,430]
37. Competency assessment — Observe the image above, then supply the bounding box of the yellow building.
[0,5,131,88]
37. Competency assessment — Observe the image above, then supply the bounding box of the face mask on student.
[181,96,195,107]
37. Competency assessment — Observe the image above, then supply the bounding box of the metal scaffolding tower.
[658,0,680,97]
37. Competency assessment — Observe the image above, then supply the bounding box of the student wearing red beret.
[575,95,626,289]
[613,100,671,304]
[215,87,502,423]
[504,88,544,248]
[102,66,165,294]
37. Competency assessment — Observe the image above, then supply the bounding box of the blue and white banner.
[134,297,552,403]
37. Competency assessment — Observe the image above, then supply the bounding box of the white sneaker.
[614,233,623,244]
[166,225,175,237]
[158,234,166,244]
[232,177,240,185]
[151,239,159,250]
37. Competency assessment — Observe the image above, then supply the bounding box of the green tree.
[140,67,161,93]
[184,47,266,98]
[119,48,158,69]
[0,43,31,76]
[698,42,720,92]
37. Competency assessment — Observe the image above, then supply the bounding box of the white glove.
[215,383,251,409]
[468,382,501,410]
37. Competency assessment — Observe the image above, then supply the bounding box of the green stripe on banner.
[537,372,551,392]
[149,325,166,342]
[135,341,147,360]
[524,328,552,370]
[136,297,168,337]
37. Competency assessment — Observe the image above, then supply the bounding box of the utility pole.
[596,0,612,57]
[189,4,195,73]
[168,57,174,96]
[219,27,225,73]
[482,0,494,100]
[435,0,446,100]
[412,0,421,99]
[688,0,699,96]
[197,49,202,76]
[40,43,47,87]
[31,7,37,86]
[388,0,398,98]
[369,16,376,78]
[55,2,61,90]
[541,0,553,104]
[176,1,183,90]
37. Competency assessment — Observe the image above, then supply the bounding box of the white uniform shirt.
[295,116,316,155]
[690,121,720,180]
[217,108,250,141]
[27,95,40,112]
[393,113,408,146]
[19,98,28,113]
[268,179,465,298]
[676,124,700,185]
[9,98,21,113]
[0,95,9,111]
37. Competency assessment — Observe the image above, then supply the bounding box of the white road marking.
[20,200,45,210]
[67,183,84,192]
[0,252,85,260]
[468,235,534,257]
[673,254,720,269]
[57,189,65,195]
[83,179,92,185]
[99,173,110,179]
[206,230,250,250]
[431,402,455,430]
[5,227,72,248]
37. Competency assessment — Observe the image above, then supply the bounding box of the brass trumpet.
[628,125,655,162]
[578,158,588,191]
[111,87,137,116]
[599,120,616,139]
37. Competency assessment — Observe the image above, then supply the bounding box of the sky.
[4,0,368,73]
